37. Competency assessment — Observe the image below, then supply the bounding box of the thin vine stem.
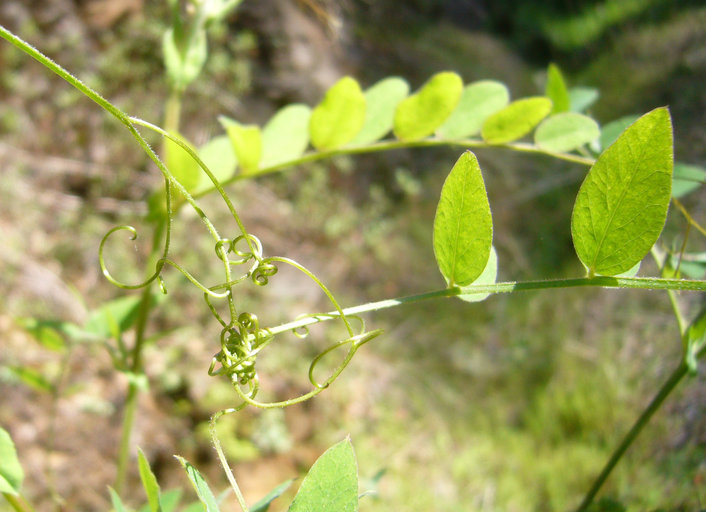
[575,360,690,511]
[210,411,250,512]
[267,276,706,336]
[1,493,36,512]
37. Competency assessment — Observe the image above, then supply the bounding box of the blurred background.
[0,0,705,510]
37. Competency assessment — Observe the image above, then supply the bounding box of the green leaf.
[685,306,706,374]
[261,104,312,169]
[433,151,493,287]
[251,479,294,512]
[84,295,144,339]
[0,427,24,495]
[545,63,570,114]
[599,115,639,150]
[175,456,220,512]
[571,107,673,276]
[138,448,162,512]
[18,319,65,351]
[436,80,509,139]
[7,366,54,393]
[165,133,201,193]
[351,77,409,145]
[393,71,463,141]
[568,86,599,113]
[162,27,208,90]
[219,117,261,174]
[534,112,600,153]
[138,489,182,512]
[109,487,129,512]
[193,135,238,194]
[457,246,497,303]
[288,438,358,512]
[310,77,367,150]
[672,163,706,198]
[481,97,553,144]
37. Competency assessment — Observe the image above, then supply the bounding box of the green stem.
[2,493,36,512]
[210,411,250,512]
[267,276,706,336]
[575,361,689,511]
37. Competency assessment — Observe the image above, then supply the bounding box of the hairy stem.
[575,360,689,511]
[210,411,250,512]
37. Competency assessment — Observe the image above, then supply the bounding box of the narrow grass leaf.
[175,456,220,512]
[261,104,311,169]
[545,63,570,113]
[481,97,552,144]
[351,77,409,145]
[219,116,261,173]
[599,115,639,150]
[436,80,509,139]
[672,163,706,198]
[571,107,673,276]
[251,479,294,512]
[433,151,493,287]
[534,112,600,153]
[288,438,358,512]
[138,489,182,512]
[569,86,599,113]
[138,448,162,512]
[193,135,238,194]
[393,71,463,141]
[108,487,129,512]
[457,246,497,303]
[0,427,24,495]
[310,76,366,150]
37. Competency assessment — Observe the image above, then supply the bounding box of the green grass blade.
[571,107,673,276]
[251,479,294,512]
[310,76,366,150]
[137,449,162,512]
[436,80,509,139]
[481,97,552,144]
[393,71,463,141]
[351,77,409,145]
[288,438,358,512]
[534,112,600,153]
[433,151,493,287]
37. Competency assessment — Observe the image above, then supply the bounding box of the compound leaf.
[310,76,366,150]
[393,71,463,141]
[261,104,311,169]
[351,77,409,145]
[288,438,358,512]
[481,97,552,144]
[545,63,570,113]
[534,112,600,153]
[436,80,509,139]
[0,427,24,495]
[571,107,673,276]
[219,116,261,174]
[433,151,493,287]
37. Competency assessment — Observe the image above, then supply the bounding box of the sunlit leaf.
[109,488,129,512]
[261,104,311,169]
[545,63,570,113]
[288,438,358,512]
[219,116,261,173]
[534,112,600,153]
[393,71,463,141]
[251,479,294,512]
[457,246,497,303]
[351,77,409,145]
[193,135,238,194]
[138,448,162,512]
[165,133,201,193]
[17,318,65,351]
[310,76,366,150]
[569,86,599,113]
[599,115,639,150]
[672,163,706,198]
[481,97,552,144]
[433,151,493,287]
[0,427,24,495]
[436,80,509,139]
[175,456,220,512]
[571,107,673,276]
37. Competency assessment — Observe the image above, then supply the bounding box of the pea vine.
[1,21,705,512]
